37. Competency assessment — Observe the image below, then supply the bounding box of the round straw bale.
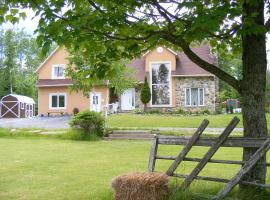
[111,172,169,200]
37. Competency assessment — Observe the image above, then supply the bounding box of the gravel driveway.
[0,116,71,129]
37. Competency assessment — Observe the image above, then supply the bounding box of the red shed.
[0,94,35,118]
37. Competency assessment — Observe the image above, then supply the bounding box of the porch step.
[112,130,152,134]
[104,130,155,140]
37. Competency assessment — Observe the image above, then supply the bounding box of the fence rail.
[148,117,270,200]
[157,135,269,148]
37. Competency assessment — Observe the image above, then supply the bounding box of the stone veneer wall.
[135,86,144,109]
[175,76,216,112]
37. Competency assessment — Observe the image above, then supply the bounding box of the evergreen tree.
[140,76,151,112]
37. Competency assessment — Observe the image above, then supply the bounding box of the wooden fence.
[148,117,270,200]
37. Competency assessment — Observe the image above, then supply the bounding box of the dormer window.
[52,64,65,79]
[150,62,171,106]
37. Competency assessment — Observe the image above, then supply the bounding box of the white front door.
[90,93,101,112]
[121,88,135,110]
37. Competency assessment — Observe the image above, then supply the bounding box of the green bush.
[201,109,211,115]
[229,105,234,114]
[215,105,223,114]
[140,76,151,112]
[173,107,186,114]
[132,108,145,114]
[148,109,162,114]
[69,110,105,136]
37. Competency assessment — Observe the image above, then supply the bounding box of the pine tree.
[140,76,151,112]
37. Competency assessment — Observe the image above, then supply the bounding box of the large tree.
[2,29,17,95]
[2,0,269,185]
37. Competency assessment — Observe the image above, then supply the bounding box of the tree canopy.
[0,0,252,86]
[0,28,55,100]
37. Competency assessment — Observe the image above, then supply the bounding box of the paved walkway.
[0,117,71,129]
[0,117,243,133]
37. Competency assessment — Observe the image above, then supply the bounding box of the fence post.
[148,134,158,172]
[166,119,209,176]
[213,138,270,200]
[181,117,240,190]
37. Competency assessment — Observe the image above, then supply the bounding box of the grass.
[0,134,269,200]
[107,113,270,129]
[107,113,244,128]
[0,128,101,141]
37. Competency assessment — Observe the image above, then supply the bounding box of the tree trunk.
[144,103,147,112]
[240,0,268,186]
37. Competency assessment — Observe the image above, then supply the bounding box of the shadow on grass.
[0,128,101,141]
[168,182,270,200]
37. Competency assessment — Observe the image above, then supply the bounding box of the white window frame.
[185,88,205,107]
[49,93,67,109]
[51,64,65,79]
[149,61,172,107]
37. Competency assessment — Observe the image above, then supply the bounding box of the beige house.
[36,45,218,116]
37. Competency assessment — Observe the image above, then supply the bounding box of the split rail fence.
[148,117,270,200]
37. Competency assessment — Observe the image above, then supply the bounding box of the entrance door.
[121,88,135,110]
[90,93,101,112]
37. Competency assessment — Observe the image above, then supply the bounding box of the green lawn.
[0,137,269,200]
[107,113,270,129]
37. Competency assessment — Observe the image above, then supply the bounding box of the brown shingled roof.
[127,57,146,82]
[128,44,216,81]
[37,79,73,87]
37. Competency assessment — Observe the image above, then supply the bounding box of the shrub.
[201,109,211,115]
[215,105,223,114]
[132,108,145,114]
[148,109,162,114]
[140,76,151,112]
[60,129,100,141]
[173,107,186,114]
[229,105,234,114]
[69,110,105,136]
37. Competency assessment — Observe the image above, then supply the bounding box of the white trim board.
[143,47,177,57]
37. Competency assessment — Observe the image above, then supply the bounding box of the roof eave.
[35,47,60,73]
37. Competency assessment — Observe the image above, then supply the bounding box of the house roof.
[1,94,35,104]
[37,79,73,87]
[128,44,216,82]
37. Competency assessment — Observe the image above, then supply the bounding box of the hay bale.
[111,172,169,200]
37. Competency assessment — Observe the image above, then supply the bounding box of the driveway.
[0,116,71,129]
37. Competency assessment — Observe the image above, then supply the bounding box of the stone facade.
[135,86,144,109]
[175,76,217,112]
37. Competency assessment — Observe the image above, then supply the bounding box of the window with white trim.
[52,64,65,79]
[185,88,204,106]
[21,102,24,109]
[151,62,171,106]
[50,93,66,109]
